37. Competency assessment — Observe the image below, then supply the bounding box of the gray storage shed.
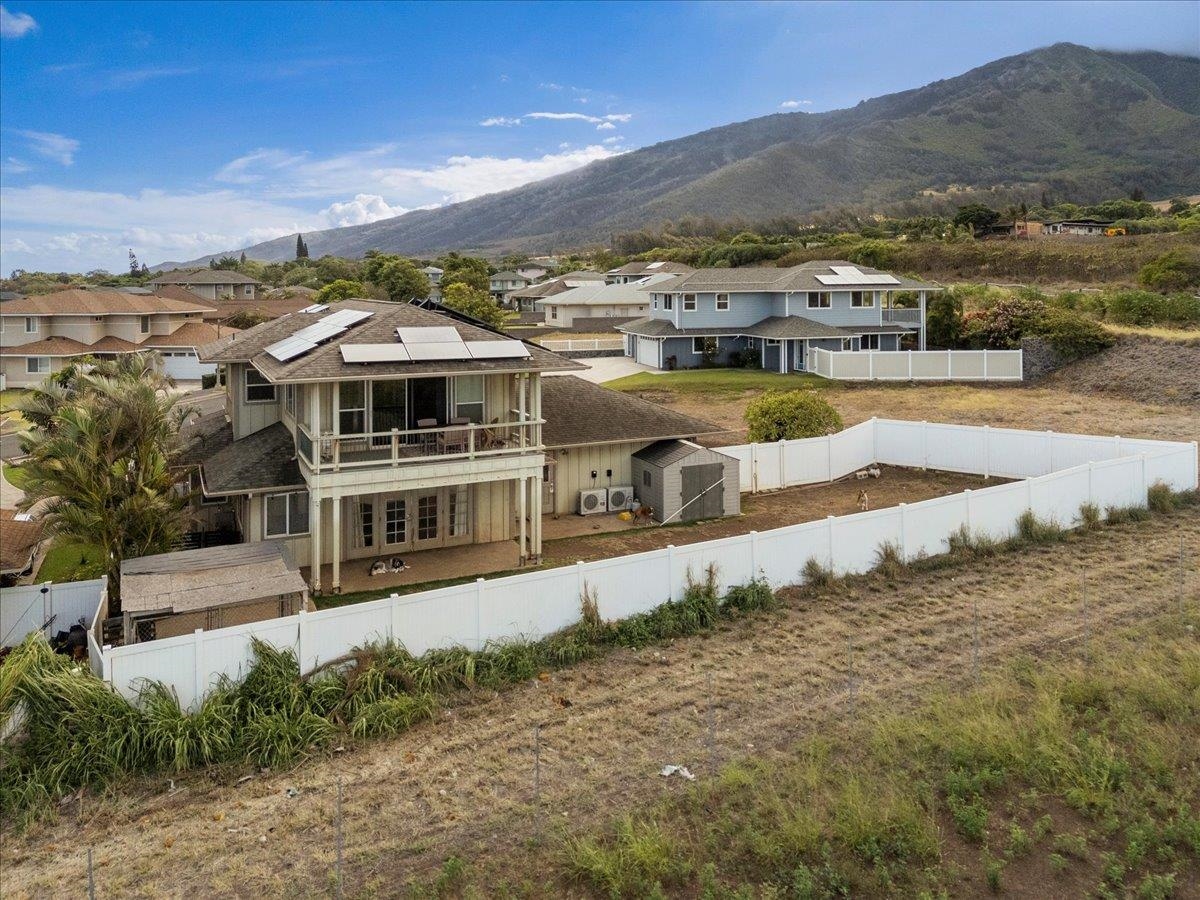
[631,440,741,524]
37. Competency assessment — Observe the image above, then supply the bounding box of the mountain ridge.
[161,43,1200,267]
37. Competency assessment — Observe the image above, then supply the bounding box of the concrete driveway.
[550,356,660,384]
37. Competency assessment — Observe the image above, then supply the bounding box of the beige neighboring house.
[188,299,717,593]
[506,271,604,312]
[149,269,263,302]
[537,273,675,327]
[604,261,695,285]
[0,289,231,387]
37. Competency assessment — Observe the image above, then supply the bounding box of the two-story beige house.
[149,269,263,302]
[192,299,719,594]
[0,289,227,387]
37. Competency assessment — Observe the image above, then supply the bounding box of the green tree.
[128,249,140,278]
[926,291,965,348]
[744,391,843,443]
[212,255,240,270]
[952,204,1000,232]
[846,239,895,269]
[315,279,366,304]
[15,355,191,605]
[440,282,510,329]
[367,255,431,301]
[295,234,309,259]
[438,253,490,293]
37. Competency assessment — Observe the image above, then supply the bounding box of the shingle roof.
[121,541,306,614]
[0,510,43,574]
[536,273,674,308]
[541,375,720,448]
[616,318,750,338]
[605,261,696,277]
[632,439,708,467]
[643,262,941,294]
[490,271,526,281]
[149,269,261,286]
[200,422,304,495]
[508,272,604,300]
[198,299,584,381]
[0,288,216,316]
[144,321,239,348]
[743,316,851,339]
[178,410,233,467]
[153,284,210,304]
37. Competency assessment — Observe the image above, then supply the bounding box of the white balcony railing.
[296,419,541,472]
[881,308,923,324]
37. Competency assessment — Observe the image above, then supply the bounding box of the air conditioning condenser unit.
[607,485,635,510]
[578,488,608,515]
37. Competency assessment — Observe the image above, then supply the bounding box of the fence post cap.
[475,577,486,583]
[576,559,585,565]
[389,592,401,600]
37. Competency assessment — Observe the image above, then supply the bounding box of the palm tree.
[16,353,191,606]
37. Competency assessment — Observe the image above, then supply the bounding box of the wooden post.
[331,496,341,593]
[518,475,528,565]
[309,493,322,593]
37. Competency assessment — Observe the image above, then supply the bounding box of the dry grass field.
[2,506,1196,898]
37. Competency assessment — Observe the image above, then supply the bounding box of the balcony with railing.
[295,418,541,473]
[881,307,923,325]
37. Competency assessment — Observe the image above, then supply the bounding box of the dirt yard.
[542,466,991,566]
[4,509,1196,898]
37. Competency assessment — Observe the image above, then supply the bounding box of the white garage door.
[635,337,659,367]
[159,350,215,382]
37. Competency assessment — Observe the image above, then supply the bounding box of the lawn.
[605,368,829,395]
[2,461,31,490]
[36,540,104,583]
[0,388,30,428]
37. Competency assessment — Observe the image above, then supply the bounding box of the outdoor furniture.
[438,417,471,455]
[416,418,438,453]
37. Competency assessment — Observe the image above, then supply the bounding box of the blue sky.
[1,0,1196,273]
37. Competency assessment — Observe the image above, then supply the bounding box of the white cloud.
[595,121,616,131]
[0,5,37,38]
[17,130,79,165]
[602,136,623,145]
[3,157,32,175]
[480,116,522,127]
[1,142,626,272]
[525,111,631,131]
[94,66,198,91]
[319,194,410,227]
[779,99,813,109]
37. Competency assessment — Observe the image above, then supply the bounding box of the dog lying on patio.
[368,556,409,577]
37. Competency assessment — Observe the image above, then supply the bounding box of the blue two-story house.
[618,261,940,372]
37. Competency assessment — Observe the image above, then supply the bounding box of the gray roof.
[633,439,709,467]
[491,271,525,281]
[178,410,233,467]
[121,541,306,614]
[198,299,584,382]
[150,269,262,286]
[200,422,303,495]
[618,315,911,340]
[642,261,940,294]
[743,316,852,340]
[537,274,674,308]
[606,261,696,277]
[541,375,720,448]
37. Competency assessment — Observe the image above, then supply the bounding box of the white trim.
[243,365,277,404]
[715,293,730,312]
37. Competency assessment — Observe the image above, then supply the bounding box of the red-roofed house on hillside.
[0,289,235,386]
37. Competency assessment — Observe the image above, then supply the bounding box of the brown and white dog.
[857,490,870,512]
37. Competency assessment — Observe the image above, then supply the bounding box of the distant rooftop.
[149,269,262,286]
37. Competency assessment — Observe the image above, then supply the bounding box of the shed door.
[680,463,724,521]
[635,337,658,367]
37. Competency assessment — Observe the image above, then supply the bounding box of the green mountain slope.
[170,43,1199,265]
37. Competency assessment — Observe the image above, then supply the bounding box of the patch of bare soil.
[1039,334,1200,407]
[543,466,990,566]
[4,510,1197,898]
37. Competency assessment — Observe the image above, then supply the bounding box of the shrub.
[1138,249,1200,292]
[1078,503,1102,531]
[315,279,365,304]
[1146,483,1179,514]
[744,390,843,442]
[1103,289,1200,327]
[200,373,218,390]
[846,239,896,270]
[926,291,965,348]
[801,557,833,588]
[1027,307,1115,360]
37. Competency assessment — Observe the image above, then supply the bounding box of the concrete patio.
[304,538,520,595]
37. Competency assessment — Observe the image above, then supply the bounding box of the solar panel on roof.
[322,308,373,328]
[395,326,461,344]
[341,344,412,363]
[830,266,861,276]
[265,336,316,361]
[464,340,530,359]
[264,308,375,361]
[646,261,664,269]
[405,341,473,361]
[299,304,328,313]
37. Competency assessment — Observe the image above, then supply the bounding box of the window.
[384,498,406,545]
[449,486,469,537]
[140,315,151,333]
[244,367,276,403]
[682,294,696,311]
[652,298,658,310]
[642,469,651,487]
[244,285,254,297]
[807,292,831,309]
[24,317,37,334]
[339,380,366,434]
[715,293,730,311]
[454,375,484,423]
[26,357,50,375]
[357,500,374,548]
[764,338,780,347]
[662,294,674,311]
[284,384,297,418]
[550,307,558,320]
[691,336,717,355]
[265,491,309,537]
[417,494,439,541]
[851,291,875,308]
[862,334,881,350]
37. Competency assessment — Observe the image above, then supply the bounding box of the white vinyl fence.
[808,347,1023,381]
[1,578,107,649]
[91,420,1197,710]
[540,338,625,352]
